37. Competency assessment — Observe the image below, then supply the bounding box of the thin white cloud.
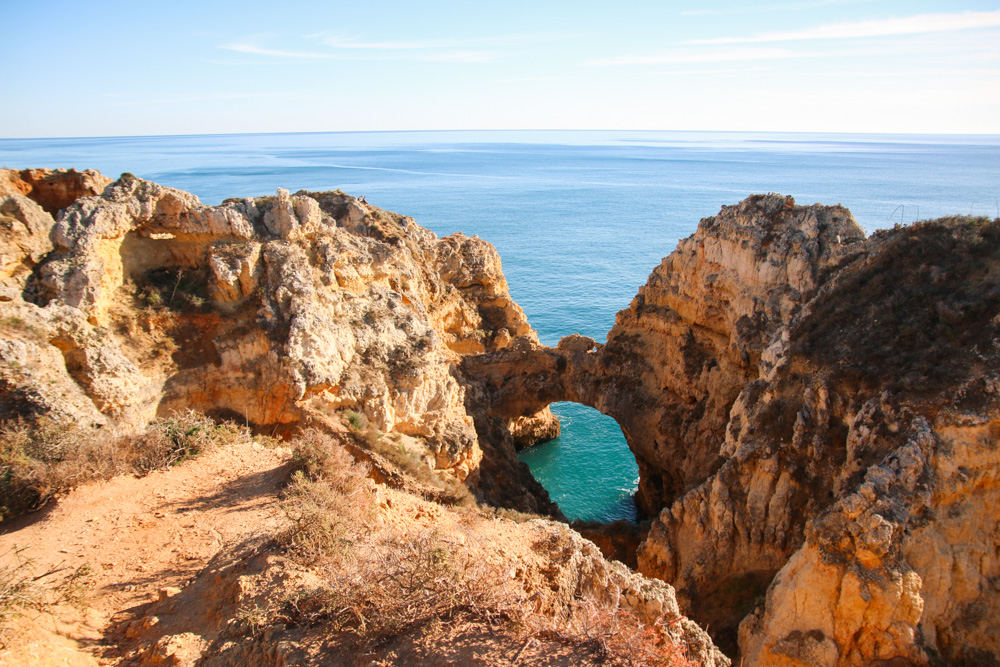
[219,41,495,63]
[101,91,332,107]
[688,9,1000,44]
[221,43,333,59]
[681,0,873,16]
[312,31,570,50]
[590,47,795,66]
[419,50,496,63]
[496,75,565,83]
[320,34,468,50]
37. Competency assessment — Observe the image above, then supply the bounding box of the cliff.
[0,169,559,514]
[464,195,1000,663]
[0,168,728,666]
[635,204,1000,665]
[4,168,998,665]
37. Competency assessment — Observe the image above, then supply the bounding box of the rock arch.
[463,195,867,516]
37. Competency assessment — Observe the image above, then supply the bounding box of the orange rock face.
[464,197,1000,663]
[0,170,557,512]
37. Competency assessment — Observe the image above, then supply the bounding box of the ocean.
[2,130,998,522]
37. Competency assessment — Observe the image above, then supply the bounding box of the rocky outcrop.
[6,168,998,664]
[0,168,110,300]
[707,217,1000,665]
[462,195,865,515]
[464,198,1000,663]
[0,168,112,215]
[0,170,558,513]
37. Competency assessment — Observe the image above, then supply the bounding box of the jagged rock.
[462,194,865,515]
[0,167,112,215]
[508,410,561,449]
[0,195,56,294]
[8,168,997,664]
[463,198,1000,662]
[0,169,557,512]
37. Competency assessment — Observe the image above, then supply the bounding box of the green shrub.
[345,411,366,431]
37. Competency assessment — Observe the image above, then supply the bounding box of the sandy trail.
[0,441,294,666]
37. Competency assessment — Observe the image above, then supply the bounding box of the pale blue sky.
[2,0,998,137]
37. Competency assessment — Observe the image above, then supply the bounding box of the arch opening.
[516,402,638,523]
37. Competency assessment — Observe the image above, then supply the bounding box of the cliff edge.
[464,194,1000,663]
[0,169,558,515]
[4,169,998,665]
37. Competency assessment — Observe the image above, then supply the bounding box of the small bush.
[345,411,366,431]
[0,412,252,521]
[282,430,374,564]
[282,528,521,647]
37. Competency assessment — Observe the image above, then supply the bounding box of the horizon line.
[4,128,1000,143]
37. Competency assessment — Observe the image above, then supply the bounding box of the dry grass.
[794,215,1000,401]
[0,548,40,647]
[278,429,695,665]
[282,528,523,648]
[281,430,375,564]
[521,594,695,667]
[0,412,254,521]
[0,547,94,649]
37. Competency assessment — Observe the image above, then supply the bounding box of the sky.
[1,0,998,137]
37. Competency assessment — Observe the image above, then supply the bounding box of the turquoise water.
[518,402,639,522]
[3,130,999,521]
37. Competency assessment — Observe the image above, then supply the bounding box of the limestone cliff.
[464,196,1000,663]
[462,195,864,515]
[6,168,999,665]
[0,169,557,513]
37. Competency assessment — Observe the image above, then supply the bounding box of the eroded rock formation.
[464,196,1000,663]
[463,195,865,515]
[0,169,558,513]
[5,168,998,665]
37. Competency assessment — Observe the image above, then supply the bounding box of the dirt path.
[0,441,294,666]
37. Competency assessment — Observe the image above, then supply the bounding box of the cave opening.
[516,402,638,523]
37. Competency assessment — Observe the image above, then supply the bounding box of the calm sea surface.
[3,130,998,521]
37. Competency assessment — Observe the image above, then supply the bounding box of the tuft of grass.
[0,412,253,522]
[0,548,41,646]
[345,410,366,431]
[0,548,95,649]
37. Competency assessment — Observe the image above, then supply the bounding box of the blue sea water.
[2,130,998,522]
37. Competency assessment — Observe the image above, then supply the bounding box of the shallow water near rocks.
[3,129,998,521]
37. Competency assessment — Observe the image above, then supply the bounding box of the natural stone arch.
[462,195,869,518]
[461,332,714,516]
